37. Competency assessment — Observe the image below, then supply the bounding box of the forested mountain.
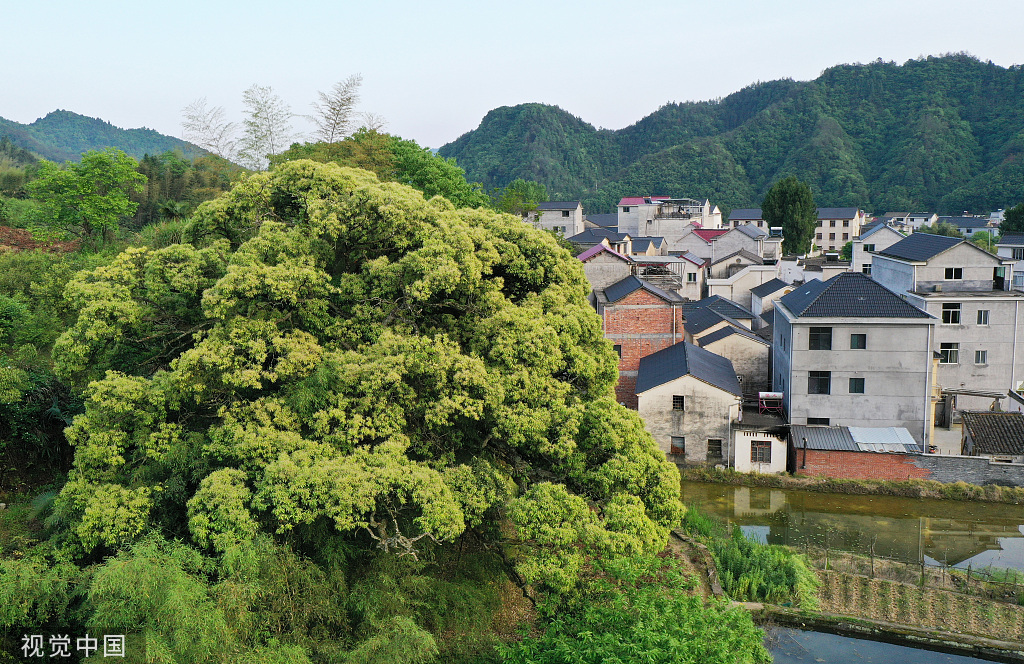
[439,55,1024,215]
[0,110,200,162]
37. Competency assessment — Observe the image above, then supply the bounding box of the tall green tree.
[27,147,146,240]
[917,221,964,238]
[1002,203,1024,234]
[761,175,816,254]
[494,179,548,217]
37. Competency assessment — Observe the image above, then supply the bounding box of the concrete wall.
[710,232,760,266]
[870,256,916,298]
[707,265,780,310]
[910,454,1024,487]
[852,227,904,274]
[638,374,740,464]
[914,243,1002,292]
[581,253,632,291]
[734,429,788,473]
[700,334,770,394]
[536,206,584,236]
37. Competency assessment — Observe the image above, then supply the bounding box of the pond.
[766,627,1002,663]
[681,481,1024,570]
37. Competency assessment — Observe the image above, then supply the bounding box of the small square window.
[862,264,872,275]
[945,267,963,280]
[864,244,875,252]
[849,377,865,393]
[942,303,961,325]
[829,233,836,240]
[672,395,685,411]
[830,220,836,227]
[751,440,771,463]
[687,272,697,283]
[977,309,989,325]
[843,233,849,240]
[816,233,822,240]
[843,220,850,227]
[808,371,831,394]
[809,327,832,350]
[670,436,685,455]
[707,439,723,459]
[562,210,570,217]
[622,206,630,212]
[850,333,866,349]
[975,350,988,364]
[939,342,959,364]
[807,417,830,425]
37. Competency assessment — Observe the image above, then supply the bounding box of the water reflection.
[766,627,995,663]
[681,481,1024,570]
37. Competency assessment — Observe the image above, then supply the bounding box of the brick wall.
[603,289,685,408]
[795,450,932,481]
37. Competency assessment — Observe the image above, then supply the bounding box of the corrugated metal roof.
[848,427,921,453]
[791,425,857,451]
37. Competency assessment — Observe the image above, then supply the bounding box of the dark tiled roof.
[568,228,629,245]
[577,244,630,263]
[817,207,860,219]
[536,201,580,210]
[962,412,1024,456]
[683,295,756,321]
[586,213,618,228]
[941,216,992,229]
[683,307,730,336]
[631,237,665,252]
[678,251,705,266]
[696,324,769,347]
[750,278,791,298]
[728,208,763,221]
[874,233,962,262]
[735,224,768,239]
[999,233,1024,246]
[858,223,904,241]
[778,272,932,318]
[712,249,763,266]
[635,341,741,396]
[603,275,684,304]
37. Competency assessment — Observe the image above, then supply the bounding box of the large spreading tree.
[39,160,684,657]
[761,175,817,255]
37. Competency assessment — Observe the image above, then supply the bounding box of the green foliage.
[917,221,964,237]
[840,240,853,260]
[494,179,547,217]
[762,175,816,254]
[711,527,820,609]
[1002,202,1024,234]
[27,148,147,241]
[969,230,996,252]
[499,555,770,664]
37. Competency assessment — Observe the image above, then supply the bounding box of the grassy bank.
[681,466,1024,504]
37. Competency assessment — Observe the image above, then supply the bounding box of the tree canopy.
[761,175,816,254]
[1002,202,1024,234]
[494,179,548,217]
[51,159,682,596]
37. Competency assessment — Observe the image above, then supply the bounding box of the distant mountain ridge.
[439,55,1024,215]
[0,110,201,162]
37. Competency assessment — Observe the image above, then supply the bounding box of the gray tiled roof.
[696,324,768,347]
[735,224,768,239]
[858,222,905,241]
[712,249,763,266]
[683,295,756,321]
[603,275,684,304]
[778,272,932,318]
[998,233,1024,246]
[941,216,992,229]
[962,412,1024,456]
[750,278,790,298]
[817,207,860,219]
[635,341,741,396]
[536,201,580,210]
[585,213,618,228]
[728,208,763,221]
[874,233,962,262]
[568,228,629,245]
[683,307,730,336]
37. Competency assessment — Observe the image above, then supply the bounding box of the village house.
[749,278,793,319]
[778,253,850,284]
[961,411,1024,463]
[567,227,632,255]
[693,323,771,395]
[592,275,685,408]
[728,208,765,228]
[814,207,866,253]
[871,233,1024,414]
[577,244,633,292]
[790,425,924,480]
[616,197,724,238]
[772,272,936,444]
[706,263,781,311]
[940,215,998,238]
[527,201,584,236]
[851,222,905,275]
[631,254,705,300]
[635,341,742,465]
[996,232,1024,291]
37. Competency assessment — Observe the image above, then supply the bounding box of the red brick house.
[790,425,926,480]
[593,275,685,408]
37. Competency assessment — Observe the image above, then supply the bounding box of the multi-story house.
[773,272,936,444]
[996,232,1024,291]
[528,201,584,236]
[851,222,905,275]
[616,197,724,240]
[814,207,865,253]
[871,233,1024,413]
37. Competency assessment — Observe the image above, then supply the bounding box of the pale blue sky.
[3,0,1022,150]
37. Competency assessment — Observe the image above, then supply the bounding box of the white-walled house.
[851,222,905,275]
[529,201,585,236]
[996,232,1024,291]
[773,272,936,444]
[617,197,724,237]
[814,208,865,253]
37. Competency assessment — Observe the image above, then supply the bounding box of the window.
[751,440,771,464]
[613,344,622,358]
[939,342,959,364]
[977,309,990,325]
[687,272,697,283]
[561,210,570,217]
[816,233,823,240]
[829,233,836,240]
[843,233,849,240]
[807,417,830,425]
[942,303,961,325]
[809,327,832,350]
[862,264,872,275]
[672,395,685,411]
[843,220,850,227]
[975,350,988,365]
[945,267,963,280]
[849,377,865,393]
[1014,247,1024,260]
[670,436,685,455]
[707,439,723,459]
[850,333,866,349]
[830,220,836,227]
[808,371,831,394]
[864,244,875,252]
[622,206,630,212]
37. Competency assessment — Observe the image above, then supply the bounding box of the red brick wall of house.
[794,450,932,481]
[602,289,686,409]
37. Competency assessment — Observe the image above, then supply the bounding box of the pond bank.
[681,467,1024,504]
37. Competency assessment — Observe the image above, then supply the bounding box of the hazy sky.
[4,0,1022,150]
